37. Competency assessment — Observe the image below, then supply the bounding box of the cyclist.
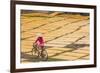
[34,33,45,58]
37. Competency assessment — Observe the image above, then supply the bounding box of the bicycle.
[31,44,48,61]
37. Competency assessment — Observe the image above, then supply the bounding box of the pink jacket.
[35,37,44,48]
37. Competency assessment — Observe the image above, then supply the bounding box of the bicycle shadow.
[21,52,40,62]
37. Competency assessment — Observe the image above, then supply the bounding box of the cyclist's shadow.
[21,52,40,62]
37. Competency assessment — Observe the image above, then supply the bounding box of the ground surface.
[20,12,90,63]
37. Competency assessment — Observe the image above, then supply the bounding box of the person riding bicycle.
[33,33,45,57]
[32,33,48,60]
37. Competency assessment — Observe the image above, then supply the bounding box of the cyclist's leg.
[32,44,38,56]
[41,47,44,55]
[41,46,46,58]
[37,46,42,59]
[38,46,45,59]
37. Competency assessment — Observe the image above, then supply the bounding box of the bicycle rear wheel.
[32,45,39,58]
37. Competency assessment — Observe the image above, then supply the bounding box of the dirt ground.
[20,12,90,63]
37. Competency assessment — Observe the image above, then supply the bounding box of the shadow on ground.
[21,43,89,63]
[64,44,89,49]
[21,52,66,63]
